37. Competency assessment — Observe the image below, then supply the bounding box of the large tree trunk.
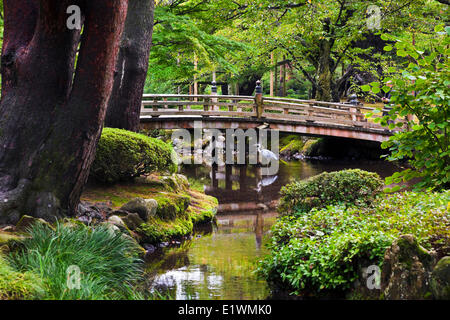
[104,0,155,131]
[0,0,128,224]
[316,39,333,102]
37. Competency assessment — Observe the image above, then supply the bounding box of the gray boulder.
[122,212,145,231]
[381,234,436,300]
[120,198,158,221]
[107,215,126,228]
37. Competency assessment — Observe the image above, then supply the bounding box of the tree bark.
[0,0,128,224]
[104,0,155,131]
[316,38,333,102]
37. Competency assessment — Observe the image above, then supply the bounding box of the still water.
[145,160,401,300]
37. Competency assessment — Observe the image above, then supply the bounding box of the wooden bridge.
[139,88,400,142]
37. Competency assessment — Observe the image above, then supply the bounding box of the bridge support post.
[255,80,264,119]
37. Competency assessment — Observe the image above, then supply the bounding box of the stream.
[144,160,401,300]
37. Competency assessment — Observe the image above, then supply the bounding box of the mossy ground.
[81,177,218,244]
[0,253,44,300]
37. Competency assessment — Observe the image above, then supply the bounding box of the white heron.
[255,144,279,162]
[255,175,278,192]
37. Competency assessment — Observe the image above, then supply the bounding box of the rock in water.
[431,256,450,300]
[120,198,158,221]
[381,234,436,300]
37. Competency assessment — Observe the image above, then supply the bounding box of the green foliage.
[9,223,144,300]
[91,128,177,184]
[146,1,247,93]
[0,254,44,300]
[279,169,384,215]
[280,135,304,155]
[370,27,450,191]
[259,190,450,294]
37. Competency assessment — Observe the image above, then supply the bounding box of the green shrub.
[91,128,178,184]
[279,169,384,215]
[259,191,450,294]
[9,223,144,300]
[0,254,45,300]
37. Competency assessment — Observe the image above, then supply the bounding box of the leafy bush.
[259,191,450,294]
[363,26,450,190]
[9,223,143,300]
[91,128,178,184]
[279,169,384,215]
[0,254,45,300]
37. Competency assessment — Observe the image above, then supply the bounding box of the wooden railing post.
[255,80,264,118]
[152,98,158,112]
[211,81,219,111]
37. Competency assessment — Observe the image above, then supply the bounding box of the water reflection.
[145,160,401,300]
[145,213,276,300]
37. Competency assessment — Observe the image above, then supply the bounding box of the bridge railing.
[141,82,405,131]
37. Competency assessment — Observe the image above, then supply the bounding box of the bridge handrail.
[140,91,405,132]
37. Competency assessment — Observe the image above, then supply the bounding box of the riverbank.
[257,170,450,300]
[0,172,218,300]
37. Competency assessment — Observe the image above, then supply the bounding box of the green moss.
[280,139,305,155]
[397,236,434,269]
[137,216,194,244]
[153,194,191,221]
[431,257,450,299]
[302,139,319,154]
[0,254,44,300]
[136,190,217,244]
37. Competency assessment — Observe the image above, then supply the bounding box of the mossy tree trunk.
[0,0,129,224]
[104,0,155,132]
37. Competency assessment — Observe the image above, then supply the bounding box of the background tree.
[105,0,155,132]
[0,0,128,224]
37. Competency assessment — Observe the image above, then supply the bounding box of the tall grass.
[8,223,144,300]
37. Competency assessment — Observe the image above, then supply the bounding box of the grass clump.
[258,190,450,295]
[279,169,383,215]
[8,223,144,300]
[91,128,178,184]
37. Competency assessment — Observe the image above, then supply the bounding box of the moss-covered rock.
[155,194,190,221]
[120,198,158,221]
[122,213,145,231]
[15,215,53,232]
[431,256,450,300]
[160,174,190,192]
[0,230,24,246]
[107,215,126,228]
[381,234,436,300]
